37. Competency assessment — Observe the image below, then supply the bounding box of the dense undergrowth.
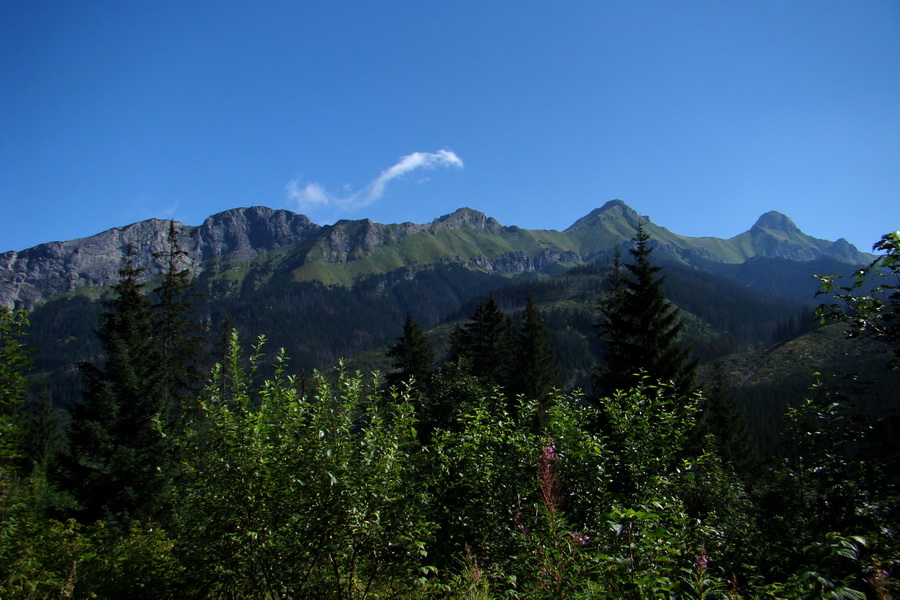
[2,329,897,599]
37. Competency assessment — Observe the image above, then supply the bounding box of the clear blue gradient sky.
[2,1,898,253]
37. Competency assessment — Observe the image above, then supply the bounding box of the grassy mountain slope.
[291,218,578,286]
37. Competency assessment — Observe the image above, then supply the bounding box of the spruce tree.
[152,220,204,426]
[61,246,173,524]
[386,313,435,391]
[388,314,453,443]
[512,294,560,428]
[595,247,629,393]
[449,295,517,390]
[595,224,697,396]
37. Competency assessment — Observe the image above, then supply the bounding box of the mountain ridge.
[0,201,873,309]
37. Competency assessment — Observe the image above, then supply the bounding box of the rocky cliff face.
[1,206,501,308]
[190,206,320,262]
[0,207,320,309]
[0,219,174,309]
[466,249,582,274]
[311,219,418,264]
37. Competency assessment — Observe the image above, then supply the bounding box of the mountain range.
[8,199,896,465]
[10,198,893,415]
[0,200,872,310]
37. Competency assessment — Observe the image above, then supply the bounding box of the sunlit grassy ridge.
[289,223,579,286]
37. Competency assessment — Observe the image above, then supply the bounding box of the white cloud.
[285,181,332,210]
[286,149,463,214]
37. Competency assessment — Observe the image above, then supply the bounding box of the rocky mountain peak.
[193,206,320,261]
[735,210,871,263]
[431,208,502,232]
[752,211,800,233]
[598,198,634,213]
[312,218,396,263]
[564,199,644,231]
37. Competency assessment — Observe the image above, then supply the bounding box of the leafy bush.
[176,332,433,599]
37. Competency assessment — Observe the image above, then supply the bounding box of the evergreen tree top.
[595,224,697,397]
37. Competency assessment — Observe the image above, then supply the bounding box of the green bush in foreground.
[2,329,897,598]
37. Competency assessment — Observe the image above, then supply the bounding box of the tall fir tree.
[152,220,204,427]
[595,224,697,397]
[61,246,173,525]
[512,294,560,428]
[386,312,435,391]
[449,295,517,391]
[387,313,447,443]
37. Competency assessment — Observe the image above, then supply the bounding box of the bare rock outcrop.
[0,206,320,309]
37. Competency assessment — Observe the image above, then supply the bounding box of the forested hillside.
[24,245,823,408]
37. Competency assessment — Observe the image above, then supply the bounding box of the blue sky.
[2,1,898,253]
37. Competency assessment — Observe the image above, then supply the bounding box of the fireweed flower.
[541,444,557,461]
[538,438,562,514]
[571,531,589,546]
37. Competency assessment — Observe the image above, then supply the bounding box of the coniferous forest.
[1,228,899,599]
